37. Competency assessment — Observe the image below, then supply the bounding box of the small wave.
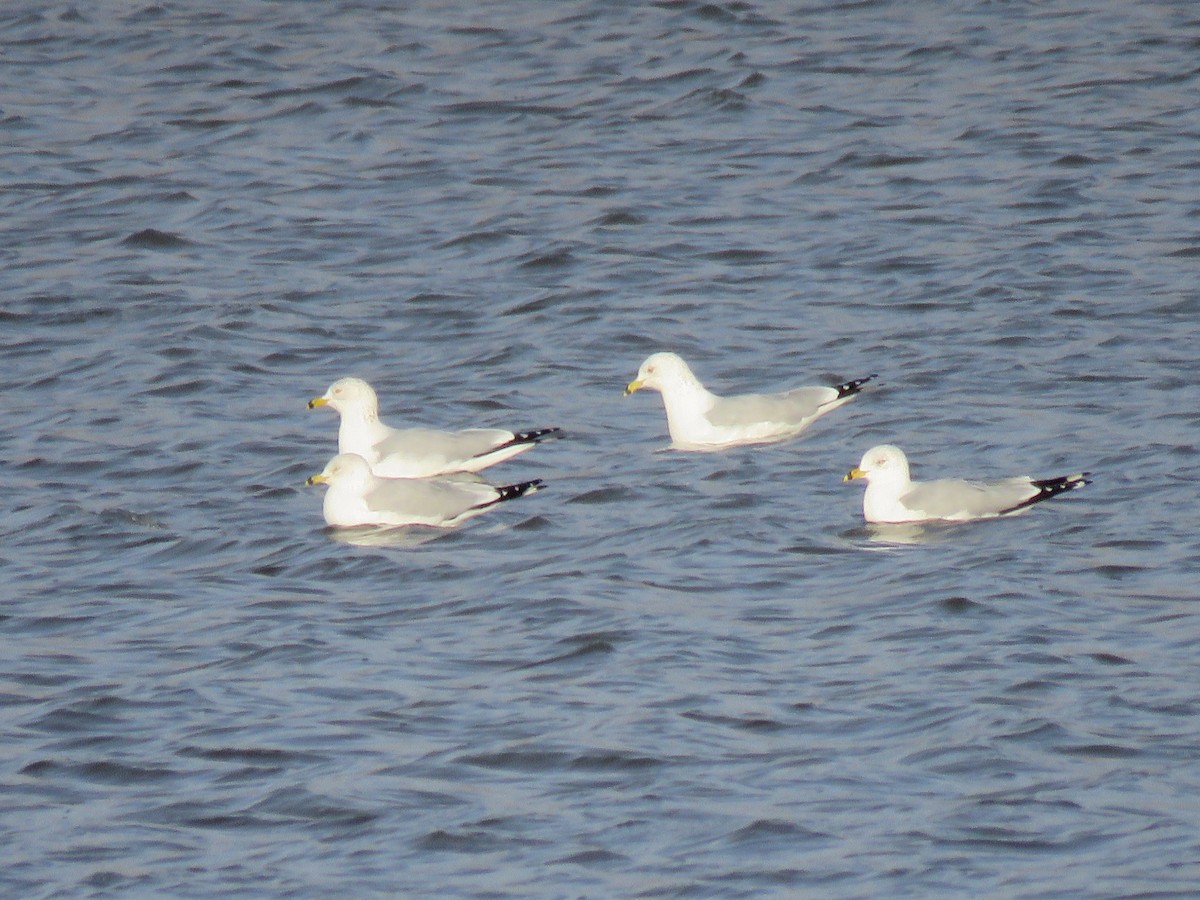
[120,228,191,249]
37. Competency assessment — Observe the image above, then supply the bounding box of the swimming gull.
[309,376,559,478]
[625,351,875,450]
[844,444,1090,524]
[307,453,544,528]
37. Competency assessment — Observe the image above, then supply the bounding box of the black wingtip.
[495,479,545,503]
[1034,472,1092,492]
[1003,472,1091,513]
[511,427,563,445]
[835,373,879,399]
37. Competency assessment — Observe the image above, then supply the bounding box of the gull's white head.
[625,352,695,396]
[844,444,911,485]
[306,453,374,490]
[308,377,379,416]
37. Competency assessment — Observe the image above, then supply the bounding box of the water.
[3,1,1199,894]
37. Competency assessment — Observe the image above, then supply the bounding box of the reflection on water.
[326,524,449,549]
[840,519,983,546]
[865,521,948,545]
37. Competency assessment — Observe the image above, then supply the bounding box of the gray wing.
[375,426,514,462]
[901,477,1037,519]
[706,386,841,428]
[364,477,497,520]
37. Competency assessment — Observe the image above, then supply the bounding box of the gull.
[625,351,875,450]
[844,444,1090,524]
[307,453,544,528]
[309,377,559,478]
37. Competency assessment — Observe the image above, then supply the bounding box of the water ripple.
[1,1,1198,896]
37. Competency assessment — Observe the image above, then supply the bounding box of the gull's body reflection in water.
[866,522,937,546]
[841,522,959,547]
[325,524,450,549]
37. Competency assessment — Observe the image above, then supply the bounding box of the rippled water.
[3,1,1199,895]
